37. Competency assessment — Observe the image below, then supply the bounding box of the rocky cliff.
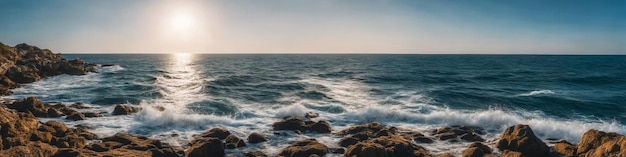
[0,42,95,95]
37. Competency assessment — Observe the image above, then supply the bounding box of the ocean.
[7,54,626,155]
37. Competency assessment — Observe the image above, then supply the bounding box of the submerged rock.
[496,124,550,157]
[272,117,333,134]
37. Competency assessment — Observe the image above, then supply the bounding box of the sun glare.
[169,11,194,31]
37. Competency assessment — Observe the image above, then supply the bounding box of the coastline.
[1,43,624,157]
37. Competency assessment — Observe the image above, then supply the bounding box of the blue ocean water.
[8,54,626,154]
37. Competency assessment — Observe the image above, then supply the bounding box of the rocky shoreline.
[1,43,625,157]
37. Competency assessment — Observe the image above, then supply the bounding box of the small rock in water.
[111,104,141,115]
[66,112,86,121]
[247,132,267,143]
[305,112,319,119]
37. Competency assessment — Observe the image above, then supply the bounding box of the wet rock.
[500,150,524,157]
[152,105,166,111]
[329,147,345,154]
[52,134,87,148]
[0,105,39,149]
[460,133,485,142]
[553,141,577,157]
[340,122,385,136]
[197,128,231,140]
[496,124,549,157]
[111,104,141,115]
[305,111,319,119]
[185,137,224,157]
[247,132,267,143]
[52,148,101,157]
[224,135,246,149]
[30,131,53,143]
[414,136,435,143]
[273,117,333,133]
[576,129,626,156]
[66,112,86,121]
[245,151,267,157]
[277,138,328,157]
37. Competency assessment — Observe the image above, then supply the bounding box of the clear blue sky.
[0,0,624,54]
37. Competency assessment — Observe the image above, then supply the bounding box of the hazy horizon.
[1,0,625,54]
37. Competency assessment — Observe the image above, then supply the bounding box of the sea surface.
[8,54,626,155]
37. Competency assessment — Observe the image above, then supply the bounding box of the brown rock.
[185,137,224,157]
[496,124,549,157]
[81,112,102,118]
[30,131,53,143]
[111,104,141,115]
[8,97,48,117]
[462,142,492,157]
[52,148,102,157]
[576,129,626,157]
[46,108,63,117]
[69,102,90,109]
[371,135,431,157]
[0,142,58,157]
[501,150,524,157]
[39,120,69,137]
[339,137,360,147]
[53,134,87,148]
[0,105,39,148]
[224,135,246,149]
[278,138,328,157]
[553,141,577,157]
[247,132,267,143]
[340,122,385,135]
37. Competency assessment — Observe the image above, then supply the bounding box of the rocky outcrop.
[0,42,96,96]
[553,141,577,157]
[575,129,626,157]
[339,122,432,157]
[461,142,495,157]
[277,138,328,157]
[496,124,550,157]
[272,116,332,134]
[111,104,142,115]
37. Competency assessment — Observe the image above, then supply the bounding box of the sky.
[0,0,625,54]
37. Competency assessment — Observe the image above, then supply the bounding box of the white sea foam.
[518,90,555,96]
[97,65,125,73]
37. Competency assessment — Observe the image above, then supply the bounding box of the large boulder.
[371,135,431,157]
[185,137,224,157]
[196,128,231,140]
[576,129,626,157]
[496,124,550,157]
[111,104,142,115]
[277,138,328,157]
[345,142,388,157]
[461,142,493,157]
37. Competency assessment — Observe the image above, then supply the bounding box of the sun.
[169,11,194,31]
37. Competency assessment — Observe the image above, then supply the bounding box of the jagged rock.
[224,135,246,149]
[0,105,39,149]
[496,124,549,157]
[247,132,267,143]
[277,139,328,157]
[185,137,224,157]
[340,122,385,136]
[432,126,485,142]
[576,129,626,156]
[7,97,48,117]
[553,141,576,157]
[46,108,62,117]
[111,104,141,115]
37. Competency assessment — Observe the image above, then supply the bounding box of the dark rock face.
[111,104,142,115]
[496,124,550,157]
[277,138,328,157]
[245,151,267,157]
[0,43,96,96]
[66,112,86,121]
[247,132,267,144]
